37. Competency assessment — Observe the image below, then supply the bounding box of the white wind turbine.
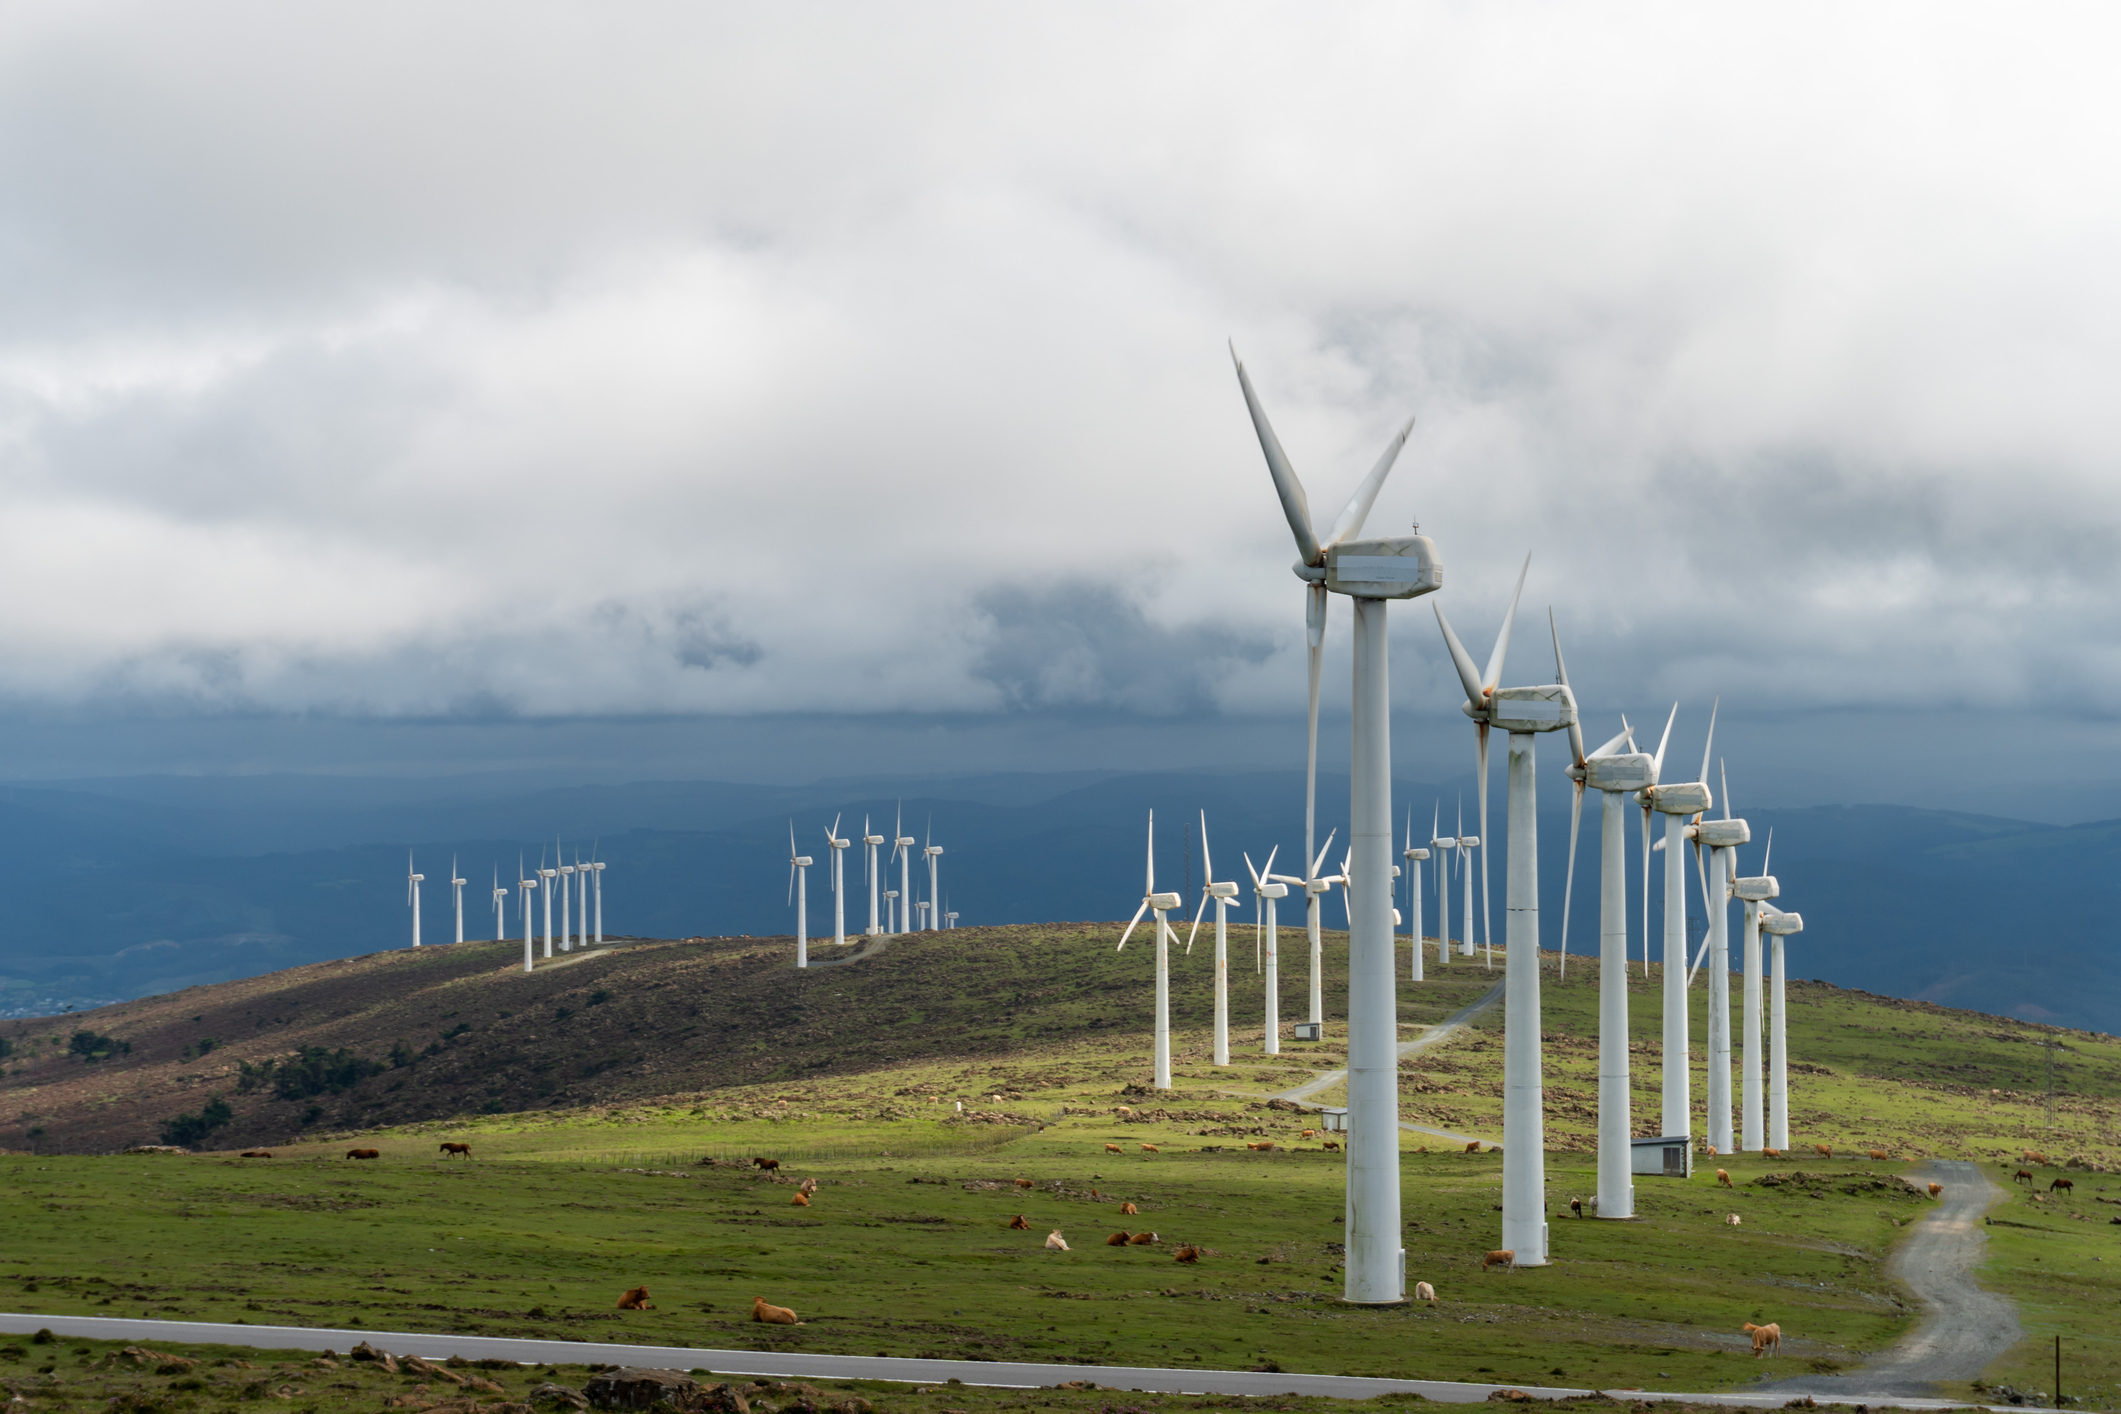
[492,866,508,944]
[1403,811,1428,982]
[1116,809,1185,1090]
[1429,805,1455,969]
[587,848,605,944]
[1761,898,1805,1152]
[1555,657,1668,1222]
[1268,828,1338,1025]
[1435,568,1576,1268]
[1184,811,1242,1067]
[788,822,812,969]
[1451,800,1482,962]
[538,850,558,958]
[1691,757,1750,1155]
[449,857,466,945]
[824,814,851,946]
[1236,347,1438,1307]
[893,804,915,934]
[863,818,886,936]
[1640,705,1711,1140]
[1728,793,1779,1153]
[557,847,575,953]
[518,856,540,967]
[1244,849,1285,1054]
[406,853,424,949]
[923,823,944,934]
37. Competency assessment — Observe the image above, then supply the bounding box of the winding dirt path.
[1265,976,1506,1146]
[1763,1158,2021,1399]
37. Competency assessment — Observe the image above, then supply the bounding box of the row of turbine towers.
[401,844,610,975]
[1118,350,1812,1306]
[786,807,953,968]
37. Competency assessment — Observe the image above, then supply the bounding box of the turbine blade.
[1698,696,1719,785]
[788,861,795,907]
[1589,726,1632,759]
[1559,779,1583,980]
[1653,702,1678,778]
[1261,846,1278,880]
[1186,891,1210,954]
[1309,828,1338,881]
[1244,851,1260,889]
[1482,554,1531,693]
[1199,809,1214,886]
[1117,898,1151,951]
[1231,346,1322,565]
[1432,602,1486,708]
[1640,795,1654,979]
[1721,759,1732,822]
[1323,416,1415,549]
[1761,828,1773,878]
[1477,724,1492,962]
[1146,809,1156,894]
[1550,607,1586,768]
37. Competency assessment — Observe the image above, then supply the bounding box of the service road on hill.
[0,1309,2014,1411]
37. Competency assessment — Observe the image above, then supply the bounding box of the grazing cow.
[2051,1178,2073,1194]
[1414,1281,1437,1304]
[439,1142,472,1158]
[1814,1144,1833,1158]
[1120,1202,1138,1215]
[1046,1231,1070,1251]
[790,1192,810,1207]
[2025,1150,2049,1165]
[752,1297,800,1325]
[2014,1169,2035,1186]
[1246,1141,1277,1152]
[1140,1143,1160,1153]
[1107,1231,1131,1246]
[345,1148,381,1160]
[1301,1129,1317,1139]
[753,1157,780,1172]
[1568,1197,1582,1218]
[1173,1246,1201,1263]
[1323,1141,1340,1151]
[1465,1141,1483,1154]
[1762,1148,1781,1159]
[1104,1144,1124,1154]
[1008,1215,1031,1230]
[1716,1169,1733,1189]
[615,1287,653,1310]
[1706,1145,1718,1157]
[1869,1149,1890,1161]
[239,1150,273,1159]
[1013,1178,1034,1189]
[1482,1250,1514,1270]
[1743,1322,1781,1357]
[1128,1231,1158,1245]
[1725,1213,1742,1226]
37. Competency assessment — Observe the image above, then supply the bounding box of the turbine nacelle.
[792,855,814,867]
[1479,684,1577,735]
[1644,781,1713,816]
[1404,847,1429,862]
[1256,881,1289,900]
[1458,834,1481,850]
[1208,881,1241,900]
[1732,875,1780,902]
[1432,836,1458,850]
[1761,906,1804,935]
[863,833,886,847]
[1324,536,1442,601]
[1695,818,1751,848]
[1148,891,1183,911]
[1581,752,1656,792]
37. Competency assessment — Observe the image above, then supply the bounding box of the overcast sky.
[1,3,2117,817]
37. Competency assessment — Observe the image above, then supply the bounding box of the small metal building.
[1631,1134,1692,1178]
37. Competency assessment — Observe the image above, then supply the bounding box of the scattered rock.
[527,1383,588,1410]
[583,1368,700,1411]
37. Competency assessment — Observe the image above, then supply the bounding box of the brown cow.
[753,1157,780,1172]
[1868,1149,1890,1161]
[1762,1148,1782,1159]
[1323,1141,1340,1151]
[439,1143,471,1158]
[239,1150,273,1159]
[1706,1145,1718,1157]
[790,1192,811,1207]
[1482,1250,1515,1270]
[1465,1141,1483,1154]
[1716,1168,1733,1189]
[1107,1231,1131,1246]
[1301,1129,1317,1140]
[1104,1144,1124,1154]
[345,1148,381,1160]
[1929,1182,1945,1199]
[1814,1144,1833,1158]
[2051,1177,2073,1194]
[1008,1214,1031,1230]
[752,1297,800,1325]
[1015,1178,1034,1189]
[2014,1169,2035,1186]
[1568,1197,1582,1218]
[2025,1150,2050,1165]
[1173,1246,1201,1263]
[1743,1321,1781,1357]
[1140,1143,1160,1153]
[1128,1231,1158,1245]
[1247,1141,1277,1152]
[615,1286,654,1310]
[1120,1202,1139,1216]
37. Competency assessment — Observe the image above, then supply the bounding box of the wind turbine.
[538,850,558,958]
[450,857,467,945]
[1434,564,1575,1267]
[1761,898,1805,1152]
[588,849,605,943]
[1117,810,1184,1090]
[1184,811,1242,1068]
[788,822,812,969]
[1640,704,1710,1139]
[863,818,886,936]
[823,814,850,946]
[1403,811,1428,982]
[1729,805,1779,1153]
[1268,828,1337,1025]
[893,805,915,934]
[406,853,424,949]
[1555,646,1665,1222]
[492,866,509,945]
[1454,801,1481,961]
[1430,805,1455,969]
[517,855,540,967]
[1692,758,1750,1155]
[1245,849,1285,1054]
[923,823,944,934]
[1235,347,1437,1307]
[556,847,575,953]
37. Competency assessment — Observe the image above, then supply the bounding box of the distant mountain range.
[0,765,2113,1032]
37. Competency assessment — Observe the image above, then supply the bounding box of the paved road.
[1762,1159,2021,1400]
[0,1313,2017,1410]
[1265,976,1505,1147]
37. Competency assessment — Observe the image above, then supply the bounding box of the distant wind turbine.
[1640,704,1708,1140]
[517,855,539,969]
[557,847,576,953]
[1268,828,1337,1027]
[923,821,944,934]
[538,849,558,959]
[788,822,812,969]
[1117,809,1184,1090]
[491,865,508,943]
[586,847,604,944]
[450,857,467,946]
[824,814,850,946]
[1430,804,1455,970]
[1245,848,1285,1054]
[1729,807,1779,1153]
[1761,898,1805,1152]
[893,805,915,934]
[1692,756,1751,1156]
[1184,811,1241,1067]
[1403,810,1428,982]
[863,818,886,936]
[406,853,424,949]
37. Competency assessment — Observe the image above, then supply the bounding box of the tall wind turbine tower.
[556,849,575,952]
[450,857,467,946]
[1434,565,1574,1267]
[406,854,424,949]
[1235,349,1436,1307]
[1246,849,1284,1054]
[824,815,850,946]
[1762,901,1805,1151]
[1640,706,1709,1139]
[538,852,557,959]
[923,824,943,933]
[518,856,539,968]
[493,866,508,943]
[1729,815,1780,1152]
[1693,757,1750,1155]
[788,822,812,969]
[1117,810,1184,1090]
[1430,806,1455,969]
[863,818,886,935]
[893,805,915,934]
[1403,812,1428,982]
[589,854,605,943]
[1184,811,1241,1067]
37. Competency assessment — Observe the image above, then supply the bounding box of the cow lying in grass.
[790,1192,810,1207]
[1046,1231,1070,1251]
[752,1297,800,1324]
[240,1150,273,1159]
[345,1148,380,1160]
[615,1287,653,1310]
[1173,1246,1201,1263]
[1008,1215,1031,1230]
[1120,1202,1138,1215]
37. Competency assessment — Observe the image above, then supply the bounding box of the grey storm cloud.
[0,0,2115,750]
